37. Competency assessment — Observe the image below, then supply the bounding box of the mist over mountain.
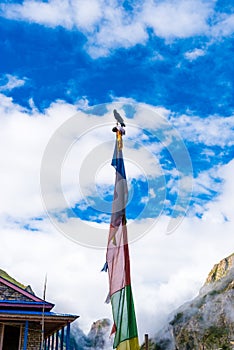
[151,253,234,350]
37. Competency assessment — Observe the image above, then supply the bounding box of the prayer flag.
[105,128,139,350]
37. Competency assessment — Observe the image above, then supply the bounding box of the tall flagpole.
[103,110,139,350]
[41,274,47,350]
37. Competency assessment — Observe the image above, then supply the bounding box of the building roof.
[0,274,54,310]
[0,309,78,336]
[0,269,32,292]
[0,269,79,336]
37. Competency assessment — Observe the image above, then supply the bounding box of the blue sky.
[0,0,234,344]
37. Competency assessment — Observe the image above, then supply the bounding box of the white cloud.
[1,0,73,28]
[184,48,206,61]
[70,0,102,31]
[2,1,233,59]
[0,94,78,217]
[202,159,234,223]
[193,168,222,196]
[142,0,212,39]
[211,13,234,37]
[0,0,220,58]
[15,0,102,31]
[87,20,147,58]
[170,113,234,147]
[0,0,147,58]
[168,174,194,198]
[0,74,27,91]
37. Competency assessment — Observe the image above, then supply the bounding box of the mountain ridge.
[152,253,234,350]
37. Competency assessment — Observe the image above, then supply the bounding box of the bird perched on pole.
[113,109,126,127]
[112,109,126,133]
[112,109,125,150]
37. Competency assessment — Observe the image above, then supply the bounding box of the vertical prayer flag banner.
[105,125,140,350]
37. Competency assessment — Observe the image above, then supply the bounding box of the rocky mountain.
[87,319,113,349]
[70,318,112,350]
[151,253,234,350]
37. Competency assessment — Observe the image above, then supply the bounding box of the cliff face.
[87,319,112,349]
[154,253,234,350]
[70,318,112,350]
[205,254,234,284]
